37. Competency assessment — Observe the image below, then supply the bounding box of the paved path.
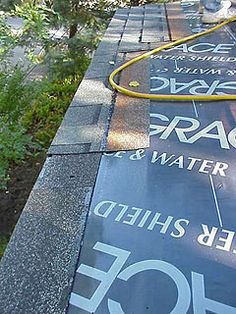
[4,16,65,79]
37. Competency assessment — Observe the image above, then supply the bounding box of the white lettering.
[160,116,200,142]
[148,213,174,233]
[199,160,214,174]
[171,219,190,238]
[188,121,230,149]
[70,242,130,313]
[151,152,174,165]
[123,207,143,225]
[192,273,236,313]
[197,224,218,247]
[94,200,117,218]
[216,229,235,252]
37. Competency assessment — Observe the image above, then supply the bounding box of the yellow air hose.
[109,14,236,101]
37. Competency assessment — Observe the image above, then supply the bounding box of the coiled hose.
[109,14,236,101]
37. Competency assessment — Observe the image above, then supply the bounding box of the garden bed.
[0,152,45,257]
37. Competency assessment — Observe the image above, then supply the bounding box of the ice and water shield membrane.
[68,6,236,314]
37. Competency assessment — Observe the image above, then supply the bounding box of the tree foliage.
[0,15,18,62]
[45,0,116,38]
[0,0,20,11]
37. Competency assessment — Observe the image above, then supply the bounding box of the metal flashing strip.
[106,51,150,151]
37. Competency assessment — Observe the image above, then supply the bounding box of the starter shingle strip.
[119,4,170,51]
[118,42,150,52]
[142,4,169,42]
[70,79,113,107]
[93,8,129,56]
[106,51,150,151]
[166,2,192,41]
[119,6,143,50]
[47,43,126,154]
[48,104,110,154]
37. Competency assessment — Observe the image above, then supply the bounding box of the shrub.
[0,68,35,122]
[0,124,36,189]
[23,74,82,147]
[0,68,39,188]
